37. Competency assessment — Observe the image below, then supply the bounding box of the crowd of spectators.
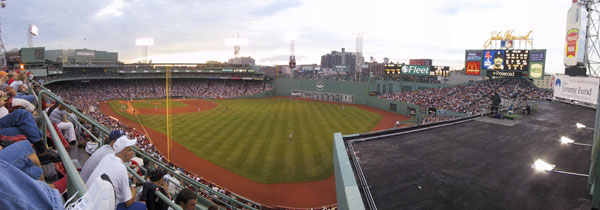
[46,78,277,209]
[45,71,265,81]
[290,71,352,81]
[420,116,459,124]
[46,79,272,113]
[380,78,552,115]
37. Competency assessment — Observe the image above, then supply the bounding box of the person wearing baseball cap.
[86,135,145,210]
[80,130,126,182]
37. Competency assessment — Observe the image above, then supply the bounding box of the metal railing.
[127,166,183,210]
[33,88,183,209]
[33,82,260,210]
[131,147,260,210]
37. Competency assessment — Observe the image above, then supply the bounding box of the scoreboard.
[465,49,545,78]
[385,64,402,74]
[504,50,529,71]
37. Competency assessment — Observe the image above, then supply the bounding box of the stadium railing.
[34,82,261,210]
[34,89,185,209]
[131,147,260,210]
[35,80,336,210]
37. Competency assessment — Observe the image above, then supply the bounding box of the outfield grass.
[130,99,187,109]
[110,98,381,183]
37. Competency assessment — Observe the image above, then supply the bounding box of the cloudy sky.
[1,0,573,73]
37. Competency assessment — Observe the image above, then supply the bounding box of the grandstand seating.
[379,78,552,122]
[4,67,553,210]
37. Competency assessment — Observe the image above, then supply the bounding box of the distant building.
[365,62,385,77]
[228,56,255,65]
[320,48,363,75]
[533,74,552,89]
[409,59,432,66]
[45,48,118,65]
[383,58,390,64]
[206,60,222,64]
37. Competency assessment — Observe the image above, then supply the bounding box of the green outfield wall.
[369,80,450,94]
[275,79,369,104]
[275,79,466,120]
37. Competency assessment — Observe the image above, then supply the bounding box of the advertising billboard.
[504,50,529,71]
[465,61,481,75]
[487,70,523,77]
[553,75,599,104]
[465,50,482,61]
[401,65,430,75]
[482,50,505,70]
[529,50,546,79]
[564,2,587,66]
[465,50,482,75]
[334,65,347,71]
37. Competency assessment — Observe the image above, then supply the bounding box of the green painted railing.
[34,82,260,210]
[131,147,260,210]
[33,89,183,209]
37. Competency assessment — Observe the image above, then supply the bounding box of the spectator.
[80,130,126,182]
[0,108,44,153]
[49,103,77,144]
[11,73,35,104]
[142,169,170,210]
[86,135,145,210]
[165,171,182,196]
[174,188,197,210]
[0,140,63,209]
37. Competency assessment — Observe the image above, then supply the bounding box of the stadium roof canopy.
[346,100,594,210]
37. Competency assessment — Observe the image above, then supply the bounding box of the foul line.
[132,108,154,144]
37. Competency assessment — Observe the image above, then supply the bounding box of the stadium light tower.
[225,33,248,64]
[135,38,154,64]
[289,40,296,69]
[27,24,38,47]
[579,1,600,76]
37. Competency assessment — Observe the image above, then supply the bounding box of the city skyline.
[1,0,572,73]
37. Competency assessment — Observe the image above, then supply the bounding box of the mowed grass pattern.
[130,99,187,109]
[110,98,380,183]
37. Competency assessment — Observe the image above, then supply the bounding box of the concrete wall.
[333,133,366,210]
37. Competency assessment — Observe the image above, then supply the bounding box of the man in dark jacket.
[142,169,170,210]
[491,92,501,114]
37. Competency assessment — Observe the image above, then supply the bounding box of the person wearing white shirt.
[86,136,145,210]
[79,130,125,182]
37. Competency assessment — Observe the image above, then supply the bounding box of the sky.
[0,0,574,73]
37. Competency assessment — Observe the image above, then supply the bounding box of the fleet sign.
[401,65,430,75]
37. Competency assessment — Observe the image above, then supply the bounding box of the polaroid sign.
[487,70,523,77]
[553,75,599,104]
[401,65,430,75]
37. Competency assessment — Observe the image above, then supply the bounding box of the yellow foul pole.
[166,66,171,160]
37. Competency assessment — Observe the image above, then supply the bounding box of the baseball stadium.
[4,1,600,210]
[0,42,599,210]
